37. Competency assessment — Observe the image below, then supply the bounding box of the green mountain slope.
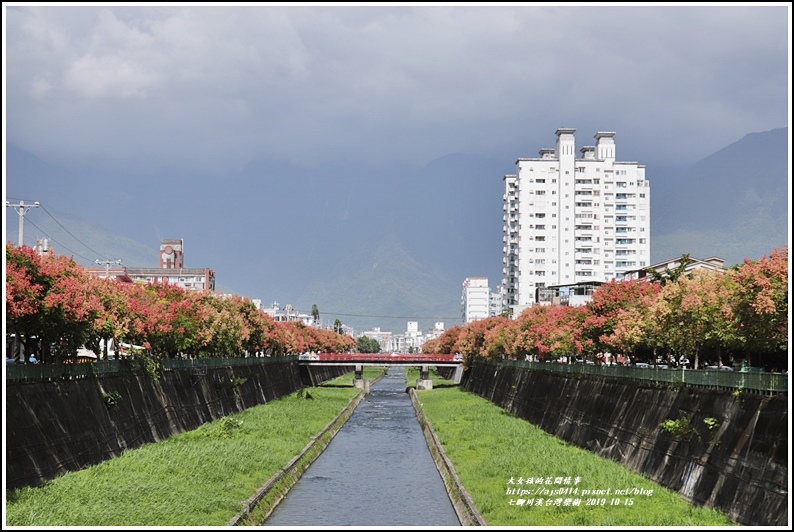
[295,240,461,334]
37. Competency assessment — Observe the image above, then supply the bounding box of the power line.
[305,310,461,320]
[24,218,95,263]
[39,204,110,259]
[5,199,120,263]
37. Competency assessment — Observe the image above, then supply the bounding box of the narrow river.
[263,367,461,526]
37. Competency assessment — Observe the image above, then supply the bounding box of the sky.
[2,2,792,327]
[4,3,790,175]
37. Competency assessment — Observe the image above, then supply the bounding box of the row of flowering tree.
[423,247,788,371]
[6,244,357,363]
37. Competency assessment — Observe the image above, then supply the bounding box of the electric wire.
[39,203,111,260]
[8,198,466,324]
[23,218,94,263]
[305,310,461,320]
[6,197,120,263]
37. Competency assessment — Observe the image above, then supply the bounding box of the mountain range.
[5,127,789,333]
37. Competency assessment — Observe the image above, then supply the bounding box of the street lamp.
[95,258,123,279]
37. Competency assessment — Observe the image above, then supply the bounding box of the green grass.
[415,385,737,526]
[5,371,368,527]
[6,366,735,527]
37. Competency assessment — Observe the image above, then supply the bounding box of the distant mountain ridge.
[296,238,461,333]
[6,127,788,333]
[650,127,788,266]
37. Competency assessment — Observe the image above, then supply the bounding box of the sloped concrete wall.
[460,363,787,527]
[6,361,348,492]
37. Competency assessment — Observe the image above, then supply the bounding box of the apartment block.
[503,128,650,311]
[462,277,491,323]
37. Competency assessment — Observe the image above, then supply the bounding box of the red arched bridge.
[297,352,464,390]
[297,352,463,367]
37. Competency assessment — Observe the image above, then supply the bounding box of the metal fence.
[486,359,787,395]
[5,356,788,394]
[4,355,296,384]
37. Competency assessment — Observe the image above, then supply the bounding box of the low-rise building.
[262,302,316,326]
[535,281,605,307]
[86,239,216,292]
[462,277,490,323]
[624,255,727,281]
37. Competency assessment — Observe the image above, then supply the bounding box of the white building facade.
[503,128,650,311]
[462,277,491,323]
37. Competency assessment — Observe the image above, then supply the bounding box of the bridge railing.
[302,353,463,363]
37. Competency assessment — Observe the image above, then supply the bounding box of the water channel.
[263,367,461,527]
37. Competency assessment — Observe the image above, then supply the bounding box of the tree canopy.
[6,244,356,362]
[423,247,788,371]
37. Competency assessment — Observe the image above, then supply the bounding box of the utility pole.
[95,258,123,279]
[6,200,40,247]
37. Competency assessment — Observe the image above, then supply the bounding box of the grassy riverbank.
[5,369,381,527]
[7,366,736,527]
[412,371,736,526]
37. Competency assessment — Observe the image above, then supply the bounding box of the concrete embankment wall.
[459,362,788,527]
[6,361,347,492]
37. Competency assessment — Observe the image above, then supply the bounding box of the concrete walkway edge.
[410,388,488,526]
[228,389,367,526]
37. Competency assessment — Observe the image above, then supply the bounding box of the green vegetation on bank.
[7,365,736,527]
[414,383,736,526]
[5,370,381,527]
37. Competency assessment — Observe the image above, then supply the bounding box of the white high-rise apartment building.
[502,128,650,311]
[462,277,490,323]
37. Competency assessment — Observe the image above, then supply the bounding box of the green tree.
[6,244,104,363]
[580,279,662,359]
[643,253,692,286]
[650,269,739,369]
[357,336,380,353]
[729,247,788,369]
[333,318,343,334]
[311,304,320,324]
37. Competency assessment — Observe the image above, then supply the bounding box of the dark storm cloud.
[5,4,789,174]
